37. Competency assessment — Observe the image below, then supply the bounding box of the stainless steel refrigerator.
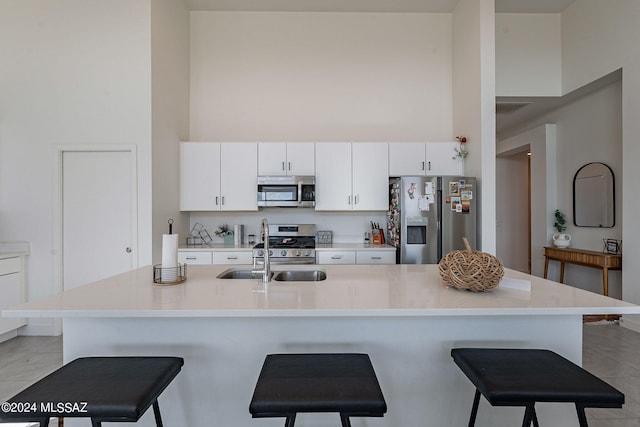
[388,176,477,264]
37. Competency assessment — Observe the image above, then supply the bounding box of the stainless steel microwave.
[257,176,315,208]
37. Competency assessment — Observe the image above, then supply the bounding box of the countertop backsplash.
[188,211,388,245]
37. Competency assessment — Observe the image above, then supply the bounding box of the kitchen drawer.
[316,251,356,265]
[0,257,21,276]
[356,250,396,265]
[212,251,253,265]
[178,251,213,265]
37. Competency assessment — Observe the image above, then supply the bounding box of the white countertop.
[4,264,639,318]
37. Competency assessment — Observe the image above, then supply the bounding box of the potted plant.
[215,224,234,244]
[552,210,571,248]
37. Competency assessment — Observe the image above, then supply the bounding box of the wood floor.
[1,323,639,426]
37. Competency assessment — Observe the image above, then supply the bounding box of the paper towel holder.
[153,264,187,286]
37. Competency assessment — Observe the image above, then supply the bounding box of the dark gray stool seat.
[0,356,184,427]
[451,348,624,427]
[249,353,386,427]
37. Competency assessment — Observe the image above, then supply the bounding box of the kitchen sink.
[216,269,273,280]
[272,269,327,282]
[216,268,326,282]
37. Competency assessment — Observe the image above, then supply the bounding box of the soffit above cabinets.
[186,0,576,13]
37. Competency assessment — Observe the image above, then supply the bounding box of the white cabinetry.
[178,251,213,265]
[355,250,396,265]
[0,256,26,336]
[212,251,253,265]
[389,142,463,176]
[315,142,388,211]
[317,251,356,265]
[180,142,258,211]
[317,248,396,265]
[258,142,315,176]
[178,249,253,265]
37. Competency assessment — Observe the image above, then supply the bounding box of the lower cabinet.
[317,249,396,265]
[178,250,253,265]
[0,256,26,336]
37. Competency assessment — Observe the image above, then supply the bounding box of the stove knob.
[304,251,310,256]
[256,250,264,257]
[295,250,301,256]
[281,250,288,256]
[269,250,274,256]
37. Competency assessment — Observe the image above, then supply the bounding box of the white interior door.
[62,150,136,291]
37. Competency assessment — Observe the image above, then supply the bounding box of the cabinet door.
[178,251,213,265]
[356,250,396,264]
[0,258,25,335]
[180,142,221,211]
[258,142,287,176]
[212,251,253,265]
[220,143,258,211]
[389,142,426,176]
[315,143,352,211]
[352,143,389,211]
[316,251,356,264]
[425,142,464,176]
[286,143,315,175]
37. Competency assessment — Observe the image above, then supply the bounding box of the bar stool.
[451,348,624,427]
[0,356,184,427]
[249,353,387,427]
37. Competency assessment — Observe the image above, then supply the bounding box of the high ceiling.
[186,0,576,13]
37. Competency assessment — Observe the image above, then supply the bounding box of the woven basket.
[438,238,504,292]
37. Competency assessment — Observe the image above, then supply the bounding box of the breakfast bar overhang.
[5,264,640,427]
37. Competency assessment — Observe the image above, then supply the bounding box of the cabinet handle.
[186,257,197,260]
[216,196,219,205]
[222,196,225,205]
[227,256,238,260]
[282,161,285,171]
[331,255,343,259]
[355,194,359,204]
[371,256,382,260]
[348,195,352,205]
[428,161,431,171]
[288,161,291,171]
[422,161,425,171]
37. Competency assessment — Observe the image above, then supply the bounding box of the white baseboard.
[621,314,640,333]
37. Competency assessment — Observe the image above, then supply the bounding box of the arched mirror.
[573,162,615,227]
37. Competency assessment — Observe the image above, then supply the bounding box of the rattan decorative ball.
[438,238,504,292]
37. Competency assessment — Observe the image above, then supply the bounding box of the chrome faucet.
[252,218,271,282]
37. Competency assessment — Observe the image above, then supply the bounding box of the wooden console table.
[543,246,622,296]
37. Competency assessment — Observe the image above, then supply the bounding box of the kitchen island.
[4,264,640,427]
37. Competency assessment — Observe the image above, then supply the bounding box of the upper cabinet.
[258,142,315,176]
[315,142,389,211]
[389,142,463,176]
[180,142,258,211]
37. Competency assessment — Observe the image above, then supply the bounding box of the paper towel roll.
[161,234,178,269]
[161,234,179,282]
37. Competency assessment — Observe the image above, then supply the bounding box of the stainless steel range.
[253,224,316,264]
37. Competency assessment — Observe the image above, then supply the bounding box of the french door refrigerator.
[388,176,477,264]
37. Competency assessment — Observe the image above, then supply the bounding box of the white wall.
[189,11,453,142]
[498,80,622,297]
[561,2,640,323]
[496,151,529,273]
[0,1,153,334]
[151,0,190,264]
[452,0,496,254]
[495,13,562,96]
